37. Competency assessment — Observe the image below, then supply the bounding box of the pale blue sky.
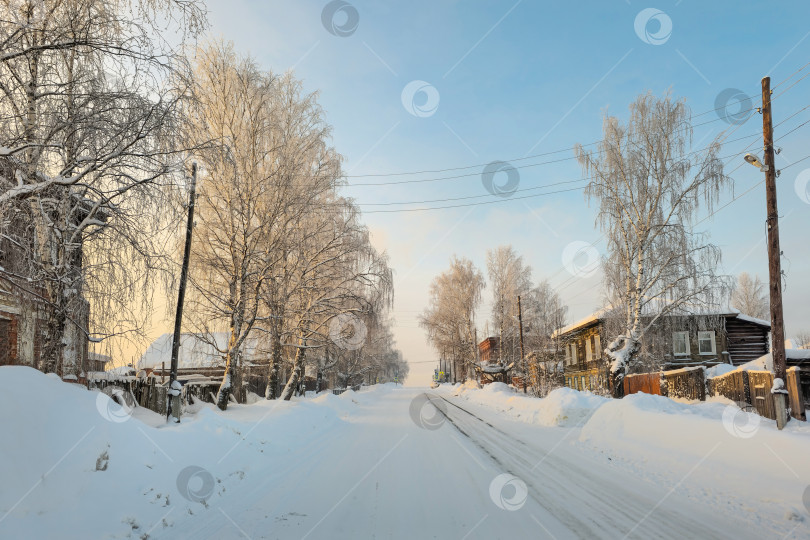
[202,0,810,385]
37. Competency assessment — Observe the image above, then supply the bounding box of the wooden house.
[553,309,771,393]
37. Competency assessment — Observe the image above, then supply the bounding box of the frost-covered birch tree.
[486,245,532,363]
[575,92,731,397]
[730,272,769,320]
[181,43,309,410]
[420,256,485,382]
[0,0,204,375]
[277,199,393,401]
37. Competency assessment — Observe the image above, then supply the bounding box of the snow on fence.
[708,369,776,420]
[623,366,807,422]
[332,384,363,396]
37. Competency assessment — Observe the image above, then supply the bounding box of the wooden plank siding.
[725,317,769,365]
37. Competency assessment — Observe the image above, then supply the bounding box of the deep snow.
[1,367,809,539]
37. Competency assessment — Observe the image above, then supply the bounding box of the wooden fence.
[623,366,807,423]
[787,367,807,421]
[662,367,705,401]
[333,384,363,396]
[624,368,705,401]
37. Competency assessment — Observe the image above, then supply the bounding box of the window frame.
[697,330,717,355]
[672,331,690,356]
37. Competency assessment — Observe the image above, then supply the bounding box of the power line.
[343,62,810,186]
[361,185,586,213]
[357,131,764,208]
[359,95,810,214]
[344,114,753,186]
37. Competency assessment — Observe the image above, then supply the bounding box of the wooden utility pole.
[517,295,526,394]
[167,163,197,422]
[760,77,789,429]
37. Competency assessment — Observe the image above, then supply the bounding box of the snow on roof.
[137,333,264,370]
[552,307,610,338]
[88,351,112,364]
[731,312,770,328]
[552,305,770,338]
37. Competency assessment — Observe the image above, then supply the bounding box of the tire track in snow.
[427,393,747,540]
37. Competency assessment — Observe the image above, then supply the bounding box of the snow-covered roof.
[552,306,770,338]
[88,351,112,364]
[551,307,611,338]
[86,366,136,381]
[731,312,770,328]
[137,333,264,370]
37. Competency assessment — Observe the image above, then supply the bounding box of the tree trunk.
[217,330,241,410]
[607,334,638,398]
[281,339,306,401]
[41,304,66,376]
[266,323,282,399]
[216,364,233,411]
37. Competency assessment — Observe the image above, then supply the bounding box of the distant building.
[478,337,500,364]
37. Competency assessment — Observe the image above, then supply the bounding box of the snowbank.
[724,349,810,375]
[450,382,607,427]
[0,366,349,539]
[578,391,810,500]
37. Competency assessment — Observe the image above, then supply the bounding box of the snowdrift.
[0,366,350,539]
[451,382,608,427]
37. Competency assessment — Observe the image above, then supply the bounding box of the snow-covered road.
[170,387,780,539]
[2,369,808,539]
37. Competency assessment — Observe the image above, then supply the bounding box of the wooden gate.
[623,372,662,396]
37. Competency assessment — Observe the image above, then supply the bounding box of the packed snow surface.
[2,367,810,539]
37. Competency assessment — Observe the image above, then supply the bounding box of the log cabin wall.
[725,317,770,365]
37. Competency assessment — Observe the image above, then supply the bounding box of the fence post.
[786,367,806,421]
[742,371,751,406]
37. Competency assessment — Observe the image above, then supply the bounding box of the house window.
[565,376,571,388]
[698,331,716,355]
[570,343,578,365]
[594,334,601,359]
[580,376,587,390]
[673,332,690,356]
[585,338,592,363]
